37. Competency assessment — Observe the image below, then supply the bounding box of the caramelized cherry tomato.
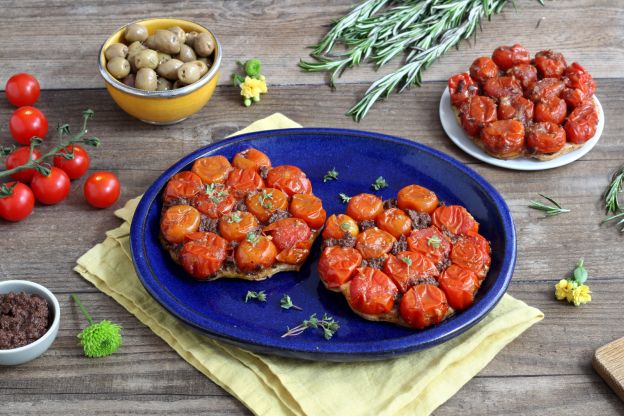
[565,100,598,144]
[318,246,362,289]
[346,193,384,222]
[562,88,586,109]
[163,171,203,203]
[491,44,531,70]
[180,232,228,279]
[245,188,288,223]
[480,119,525,159]
[438,264,480,310]
[375,208,412,238]
[355,227,396,259]
[218,211,259,242]
[564,62,595,96]
[289,193,326,229]
[347,267,398,315]
[432,205,479,236]
[161,205,201,243]
[322,214,359,240]
[232,148,272,171]
[263,217,311,251]
[265,165,311,196]
[383,251,439,293]
[234,236,278,273]
[483,76,522,101]
[400,284,448,329]
[469,57,499,85]
[497,95,534,125]
[459,96,497,137]
[450,235,491,279]
[194,185,237,218]
[507,64,538,91]
[225,167,265,199]
[534,96,567,124]
[276,240,312,265]
[526,122,566,154]
[529,78,565,102]
[191,156,232,184]
[397,184,439,214]
[534,50,567,79]
[448,72,478,107]
[407,227,451,266]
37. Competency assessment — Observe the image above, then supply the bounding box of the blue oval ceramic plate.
[130,128,516,361]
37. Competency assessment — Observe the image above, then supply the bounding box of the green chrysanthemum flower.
[72,294,123,358]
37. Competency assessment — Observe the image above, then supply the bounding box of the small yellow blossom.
[554,279,591,306]
[554,279,571,300]
[240,76,268,101]
[571,284,591,306]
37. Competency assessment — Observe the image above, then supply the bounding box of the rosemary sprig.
[280,294,302,311]
[281,313,340,340]
[602,212,624,232]
[528,194,570,217]
[603,164,624,214]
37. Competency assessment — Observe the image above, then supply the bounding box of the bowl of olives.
[99,18,222,125]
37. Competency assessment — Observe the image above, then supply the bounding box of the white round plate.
[439,87,604,171]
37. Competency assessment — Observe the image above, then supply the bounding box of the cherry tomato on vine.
[30,167,71,205]
[0,182,35,222]
[53,144,90,180]
[9,106,48,145]
[5,146,42,183]
[5,73,40,107]
[84,171,121,209]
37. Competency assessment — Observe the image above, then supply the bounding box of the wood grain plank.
[0,0,622,90]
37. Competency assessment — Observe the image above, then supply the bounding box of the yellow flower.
[554,279,571,300]
[240,76,268,101]
[571,284,591,306]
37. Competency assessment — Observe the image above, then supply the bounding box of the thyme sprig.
[372,176,388,190]
[323,167,339,182]
[245,290,267,303]
[339,193,351,203]
[300,0,543,121]
[0,109,100,182]
[280,294,303,311]
[528,194,570,217]
[281,313,340,340]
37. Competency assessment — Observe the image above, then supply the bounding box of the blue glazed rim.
[130,127,516,361]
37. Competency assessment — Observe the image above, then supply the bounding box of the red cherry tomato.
[30,167,70,205]
[263,217,311,251]
[9,106,48,145]
[432,205,479,236]
[5,73,40,107]
[564,62,596,96]
[53,144,90,180]
[399,284,449,329]
[265,165,312,196]
[383,251,439,293]
[450,234,491,279]
[448,73,478,107]
[438,265,480,310]
[84,171,121,208]
[347,267,398,315]
[346,193,384,222]
[483,76,522,101]
[497,95,534,125]
[469,57,499,85]
[534,96,567,125]
[491,44,531,70]
[459,96,497,137]
[526,122,567,155]
[5,146,42,183]
[564,100,599,144]
[529,78,565,102]
[0,182,35,222]
[318,246,362,290]
[479,119,526,159]
[407,227,452,266]
[163,171,203,204]
[180,232,229,280]
[289,193,326,229]
[507,64,538,91]
[534,50,567,79]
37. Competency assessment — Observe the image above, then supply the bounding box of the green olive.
[177,44,197,63]
[144,35,157,50]
[127,41,146,55]
[172,80,184,89]
[122,73,135,88]
[156,77,172,91]
[125,23,148,43]
[157,59,183,81]
[177,62,201,85]
[135,68,158,91]
[106,57,131,79]
[185,31,199,46]
[190,60,209,77]
[153,29,181,54]
[193,33,215,57]
[105,43,128,60]
[167,26,186,45]
[134,49,159,70]
[157,52,171,65]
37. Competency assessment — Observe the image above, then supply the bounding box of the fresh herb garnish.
[339,193,351,203]
[339,222,351,232]
[323,168,339,182]
[371,176,388,191]
[603,165,624,213]
[280,294,302,311]
[246,232,261,245]
[259,189,274,209]
[400,256,413,267]
[245,290,267,303]
[227,212,242,223]
[528,194,570,216]
[281,313,339,340]
[427,235,441,249]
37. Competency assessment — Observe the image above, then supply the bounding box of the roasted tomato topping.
[459,96,497,137]
[163,171,203,204]
[376,208,412,238]
[346,193,384,222]
[355,227,396,259]
[562,88,586,109]
[397,184,439,214]
[218,211,259,242]
[438,264,480,310]
[383,251,440,293]
[534,96,567,125]
[507,64,538,92]
[225,167,265,199]
[400,284,449,329]
[245,188,288,223]
[565,100,599,144]
[194,185,237,218]
[192,155,232,184]
[480,119,525,159]
[266,165,312,196]
[161,205,201,244]
[263,217,311,251]
[323,214,359,240]
[289,193,327,229]
[469,57,499,85]
[450,234,491,279]
[563,62,596,96]
[234,235,278,273]
[432,205,479,236]
[526,122,567,154]
[318,246,362,289]
[180,232,229,280]
[497,95,534,125]
[483,76,523,101]
[448,72,478,107]
[529,78,565,102]
[407,227,451,266]
[491,44,531,70]
[534,50,567,79]
[348,267,398,315]
[232,148,272,172]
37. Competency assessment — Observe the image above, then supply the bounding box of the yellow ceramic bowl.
[98,18,222,125]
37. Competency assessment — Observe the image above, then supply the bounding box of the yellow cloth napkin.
[75,113,543,416]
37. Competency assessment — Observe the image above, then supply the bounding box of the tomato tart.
[160,148,326,281]
[449,44,599,161]
[318,185,491,329]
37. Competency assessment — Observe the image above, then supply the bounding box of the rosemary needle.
[528,194,570,217]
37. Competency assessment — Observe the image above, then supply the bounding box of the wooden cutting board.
[594,336,624,402]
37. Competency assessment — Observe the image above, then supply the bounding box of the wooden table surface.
[2,1,624,414]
